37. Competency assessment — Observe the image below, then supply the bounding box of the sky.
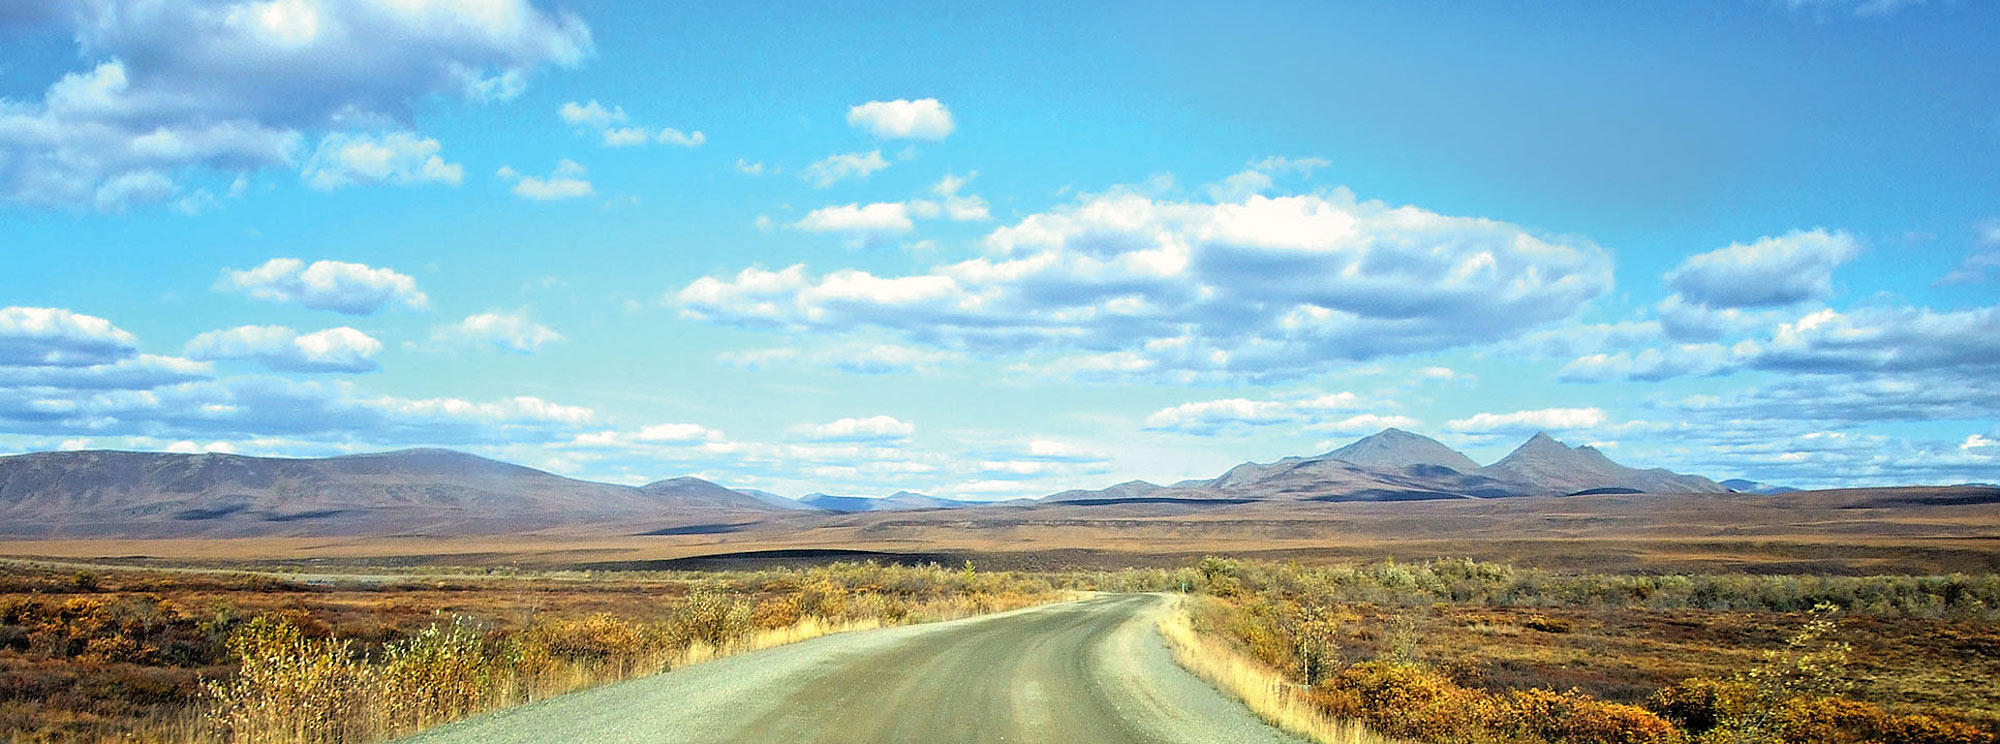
[1,0,1997,500]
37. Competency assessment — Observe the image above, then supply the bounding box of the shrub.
[206,616,369,744]
[375,616,496,734]
[1651,678,1753,734]
[1524,614,1573,633]
[1504,687,1683,744]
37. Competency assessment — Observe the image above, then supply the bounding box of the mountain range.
[0,429,1747,537]
[1047,428,1727,503]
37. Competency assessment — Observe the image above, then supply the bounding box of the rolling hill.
[0,448,775,537]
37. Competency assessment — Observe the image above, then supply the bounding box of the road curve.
[403,593,1303,744]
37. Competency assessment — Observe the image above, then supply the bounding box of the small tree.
[1707,602,1852,743]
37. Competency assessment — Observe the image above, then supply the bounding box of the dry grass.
[1155,596,1393,744]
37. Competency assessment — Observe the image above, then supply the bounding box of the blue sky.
[2,0,1997,499]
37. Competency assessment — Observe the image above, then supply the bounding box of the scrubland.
[6,555,1998,744]
[1167,557,2000,744]
[0,561,1059,743]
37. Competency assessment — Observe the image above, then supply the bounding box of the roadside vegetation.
[1168,557,1999,744]
[0,561,1059,743]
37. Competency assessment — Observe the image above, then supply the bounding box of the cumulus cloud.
[846,98,954,140]
[425,311,562,353]
[1740,305,2000,374]
[1666,228,1861,309]
[677,187,1612,381]
[0,0,590,210]
[801,150,889,188]
[217,258,428,315]
[1445,407,1607,434]
[185,325,382,373]
[300,131,462,189]
[1144,392,1368,435]
[559,100,704,148]
[0,307,139,367]
[790,415,915,443]
[794,202,913,245]
[499,160,593,200]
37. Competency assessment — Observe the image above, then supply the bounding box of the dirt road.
[403,593,1302,744]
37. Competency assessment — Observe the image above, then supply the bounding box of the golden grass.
[1154,596,1394,744]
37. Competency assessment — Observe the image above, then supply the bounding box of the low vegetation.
[0,561,1059,743]
[1172,557,1999,744]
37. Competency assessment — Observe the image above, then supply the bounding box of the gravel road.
[402,593,1303,744]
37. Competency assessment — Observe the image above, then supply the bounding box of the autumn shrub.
[1312,660,1495,741]
[205,616,369,744]
[1651,678,1754,734]
[1502,688,1683,744]
[373,617,496,735]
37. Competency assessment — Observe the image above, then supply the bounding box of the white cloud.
[802,150,889,188]
[425,311,562,353]
[217,258,428,315]
[0,307,139,367]
[735,159,767,175]
[560,100,704,148]
[1741,305,2000,374]
[790,415,915,442]
[570,422,725,448]
[1559,344,1733,383]
[0,0,589,210]
[1304,413,1423,436]
[926,172,991,221]
[0,354,211,390]
[656,128,705,147]
[1666,228,1862,309]
[500,159,593,201]
[795,202,913,244]
[0,374,596,444]
[1145,392,1369,435]
[186,325,383,373]
[558,100,625,128]
[1581,303,2000,383]
[678,187,1613,381]
[1448,406,1600,436]
[846,98,954,140]
[1446,407,1607,433]
[300,131,462,189]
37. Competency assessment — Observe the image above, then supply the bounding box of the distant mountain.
[729,488,822,511]
[1721,478,1802,495]
[1044,428,1727,503]
[0,448,778,538]
[636,476,786,510]
[800,491,978,512]
[1319,428,1483,472]
[1484,433,1726,496]
[1046,480,1168,502]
